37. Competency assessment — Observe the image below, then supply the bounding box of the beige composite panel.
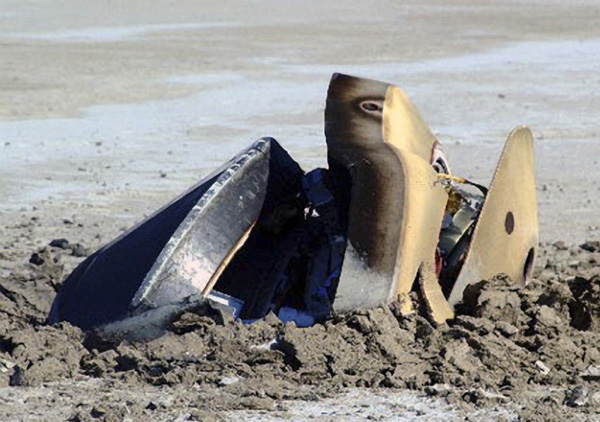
[393,147,453,322]
[448,126,539,306]
[327,74,453,318]
[383,86,438,162]
[382,84,452,320]
[326,74,406,310]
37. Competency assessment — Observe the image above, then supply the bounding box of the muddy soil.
[1,236,599,421]
[3,1,600,420]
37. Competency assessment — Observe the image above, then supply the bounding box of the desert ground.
[1,1,600,420]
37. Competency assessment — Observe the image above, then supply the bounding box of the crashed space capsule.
[48,73,539,337]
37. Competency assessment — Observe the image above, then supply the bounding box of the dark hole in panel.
[505,211,515,235]
[523,247,535,282]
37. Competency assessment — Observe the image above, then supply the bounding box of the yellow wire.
[436,173,467,184]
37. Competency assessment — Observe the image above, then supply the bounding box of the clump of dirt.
[1,240,600,420]
[6,323,86,387]
[568,275,600,331]
[0,247,63,330]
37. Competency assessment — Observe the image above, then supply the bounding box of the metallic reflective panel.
[48,138,292,330]
[448,126,539,306]
[201,223,256,298]
[131,147,269,311]
[211,141,306,320]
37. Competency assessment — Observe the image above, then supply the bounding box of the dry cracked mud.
[1,234,600,421]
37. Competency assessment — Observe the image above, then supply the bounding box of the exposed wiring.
[436,173,488,195]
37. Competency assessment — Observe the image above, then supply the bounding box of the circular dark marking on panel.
[505,211,515,235]
[359,100,383,113]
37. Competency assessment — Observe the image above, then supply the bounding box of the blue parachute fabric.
[302,168,334,206]
[279,168,347,325]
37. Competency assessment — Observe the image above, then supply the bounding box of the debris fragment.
[29,253,44,266]
[49,238,89,257]
[49,238,70,249]
[534,360,550,375]
[581,365,600,381]
[47,74,540,341]
[581,240,600,252]
[219,376,240,386]
[566,386,589,407]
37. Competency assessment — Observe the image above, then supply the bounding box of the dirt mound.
[1,241,600,420]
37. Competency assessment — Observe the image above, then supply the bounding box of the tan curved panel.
[393,147,453,321]
[326,73,407,311]
[383,86,438,161]
[448,126,539,306]
[326,73,403,273]
[326,73,451,318]
[382,84,452,319]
